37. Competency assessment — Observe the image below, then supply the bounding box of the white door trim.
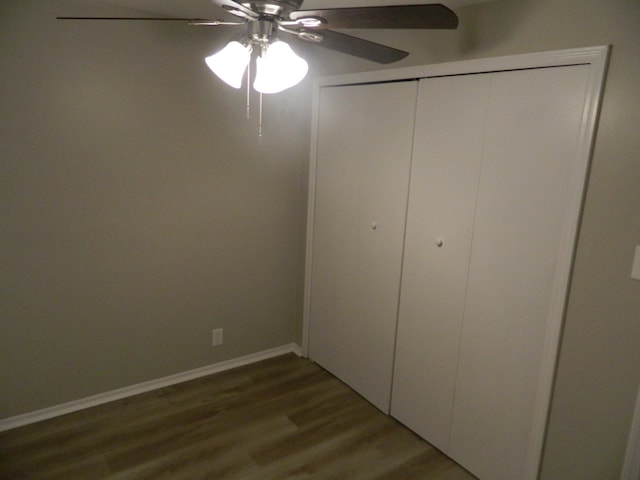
[302,46,610,480]
[525,45,610,479]
[621,382,640,480]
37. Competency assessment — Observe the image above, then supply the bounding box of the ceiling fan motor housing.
[249,18,276,43]
[241,0,304,17]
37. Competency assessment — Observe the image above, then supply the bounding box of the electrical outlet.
[212,328,223,346]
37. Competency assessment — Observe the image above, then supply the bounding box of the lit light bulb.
[253,41,308,94]
[205,41,252,89]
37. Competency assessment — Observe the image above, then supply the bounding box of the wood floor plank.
[0,354,476,479]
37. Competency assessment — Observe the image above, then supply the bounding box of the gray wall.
[0,0,310,418]
[2,0,639,478]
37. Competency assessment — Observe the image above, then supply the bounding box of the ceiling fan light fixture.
[205,40,252,89]
[253,40,308,94]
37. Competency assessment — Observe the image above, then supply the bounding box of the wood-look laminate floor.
[0,354,477,479]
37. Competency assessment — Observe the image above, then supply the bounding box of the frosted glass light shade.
[205,41,251,89]
[253,41,308,94]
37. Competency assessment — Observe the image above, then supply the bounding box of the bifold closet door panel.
[308,82,417,413]
[448,65,590,480]
[390,74,490,449]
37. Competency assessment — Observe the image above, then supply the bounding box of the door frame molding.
[302,45,610,480]
[622,382,640,480]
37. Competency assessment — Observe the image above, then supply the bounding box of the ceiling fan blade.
[56,17,242,25]
[295,29,409,64]
[290,4,458,30]
[211,0,259,19]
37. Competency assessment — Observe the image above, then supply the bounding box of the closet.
[304,47,608,480]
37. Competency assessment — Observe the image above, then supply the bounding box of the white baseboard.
[0,343,302,433]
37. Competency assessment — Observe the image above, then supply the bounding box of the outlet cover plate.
[632,246,640,281]
[212,328,223,346]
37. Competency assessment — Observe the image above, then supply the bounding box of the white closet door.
[390,74,490,449]
[308,81,416,412]
[448,65,590,480]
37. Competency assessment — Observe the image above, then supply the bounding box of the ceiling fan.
[59,1,457,133]
[59,1,457,83]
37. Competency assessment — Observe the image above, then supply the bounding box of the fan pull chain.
[242,51,263,137]
[246,60,251,120]
[243,55,262,137]
[258,91,263,137]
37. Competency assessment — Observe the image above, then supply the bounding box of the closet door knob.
[371,222,378,230]
[435,238,444,247]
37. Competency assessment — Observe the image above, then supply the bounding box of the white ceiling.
[89,0,486,19]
